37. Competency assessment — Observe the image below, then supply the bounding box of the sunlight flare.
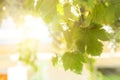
[24,14,52,43]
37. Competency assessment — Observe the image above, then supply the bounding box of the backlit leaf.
[62,52,83,74]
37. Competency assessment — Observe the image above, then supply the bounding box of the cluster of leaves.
[52,23,109,73]
[1,0,120,74]
[18,39,39,71]
[52,0,111,74]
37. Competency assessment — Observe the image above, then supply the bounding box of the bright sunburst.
[0,14,52,44]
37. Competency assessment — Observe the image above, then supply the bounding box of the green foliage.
[62,52,83,74]
[103,75,120,80]
[18,39,39,71]
[75,23,109,56]
[57,3,64,15]
[21,0,115,74]
[87,58,103,80]
[91,0,120,25]
[52,55,58,66]
[0,0,120,74]
[50,0,112,74]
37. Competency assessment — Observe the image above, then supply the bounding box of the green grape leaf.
[85,23,108,56]
[62,52,83,74]
[90,23,110,41]
[75,39,86,53]
[95,29,110,41]
[91,0,120,25]
[52,55,58,66]
[57,3,64,15]
[86,39,103,56]
[91,4,105,24]
[86,24,109,56]
[34,0,58,23]
[74,23,109,56]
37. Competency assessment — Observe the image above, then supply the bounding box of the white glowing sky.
[0,15,52,44]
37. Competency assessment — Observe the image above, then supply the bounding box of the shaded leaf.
[87,39,103,56]
[90,23,110,41]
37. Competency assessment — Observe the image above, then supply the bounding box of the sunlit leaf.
[52,55,58,66]
[57,3,64,15]
[62,52,83,74]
